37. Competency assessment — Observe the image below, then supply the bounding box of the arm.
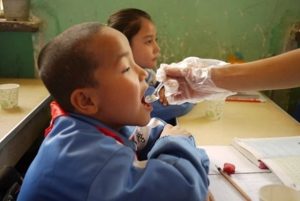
[92,125,210,201]
[213,49,300,91]
[18,121,209,201]
[161,50,300,104]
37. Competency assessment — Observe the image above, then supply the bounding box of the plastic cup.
[2,0,30,21]
[259,184,300,201]
[0,83,20,109]
[204,100,225,120]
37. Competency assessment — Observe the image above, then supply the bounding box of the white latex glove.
[156,57,235,105]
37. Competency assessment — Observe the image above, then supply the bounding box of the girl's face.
[90,27,152,130]
[130,18,160,69]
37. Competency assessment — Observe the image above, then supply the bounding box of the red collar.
[44,101,68,137]
[44,101,124,144]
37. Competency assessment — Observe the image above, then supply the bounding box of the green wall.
[0,32,35,78]
[1,0,300,77]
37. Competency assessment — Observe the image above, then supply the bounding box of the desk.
[177,97,300,201]
[177,97,300,145]
[0,78,50,167]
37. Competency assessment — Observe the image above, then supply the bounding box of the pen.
[216,165,252,201]
[226,98,263,103]
[207,190,215,201]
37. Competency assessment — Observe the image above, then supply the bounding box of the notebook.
[231,136,300,190]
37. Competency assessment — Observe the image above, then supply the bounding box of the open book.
[231,136,300,190]
[199,145,282,200]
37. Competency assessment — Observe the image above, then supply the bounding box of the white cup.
[259,184,300,201]
[204,100,225,120]
[2,0,31,21]
[0,83,20,109]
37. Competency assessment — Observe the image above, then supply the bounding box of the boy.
[17,22,209,201]
[107,8,194,125]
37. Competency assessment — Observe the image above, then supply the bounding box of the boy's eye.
[122,67,131,73]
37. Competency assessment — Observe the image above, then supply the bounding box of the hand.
[164,66,224,104]
[160,124,191,138]
[157,57,235,104]
[164,67,211,104]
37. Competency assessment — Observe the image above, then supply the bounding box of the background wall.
[1,0,300,76]
[0,32,35,77]
[0,0,299,119]
[30,0,300,62]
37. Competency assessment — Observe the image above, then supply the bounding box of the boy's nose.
[136,64,148,80]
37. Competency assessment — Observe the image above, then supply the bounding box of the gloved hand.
[156,57,235,105]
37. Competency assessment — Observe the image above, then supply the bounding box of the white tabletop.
[0,78,49,141]
[177,96,300,145]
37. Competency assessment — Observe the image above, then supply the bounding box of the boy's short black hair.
[107,8,152,44]
[38,22,105,112]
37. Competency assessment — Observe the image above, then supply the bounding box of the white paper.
[232,136,300,159]
[199,145,269,174]
[230,136,300,190]
[263,156,300,191]
[209,173,282,201]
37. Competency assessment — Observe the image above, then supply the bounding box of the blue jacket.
[17,114,209,201]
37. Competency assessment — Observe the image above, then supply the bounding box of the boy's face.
[131,18,160,69]
[89,27,152,130]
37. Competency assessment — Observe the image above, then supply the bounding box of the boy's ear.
[70,89,99,115]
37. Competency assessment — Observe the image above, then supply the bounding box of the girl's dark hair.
[107,8,152,43]
[38,22,105,112]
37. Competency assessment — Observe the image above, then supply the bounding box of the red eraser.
[223,163,236,175]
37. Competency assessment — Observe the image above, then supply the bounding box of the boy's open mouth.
[141,96,147,105]
[141,96,151,108]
